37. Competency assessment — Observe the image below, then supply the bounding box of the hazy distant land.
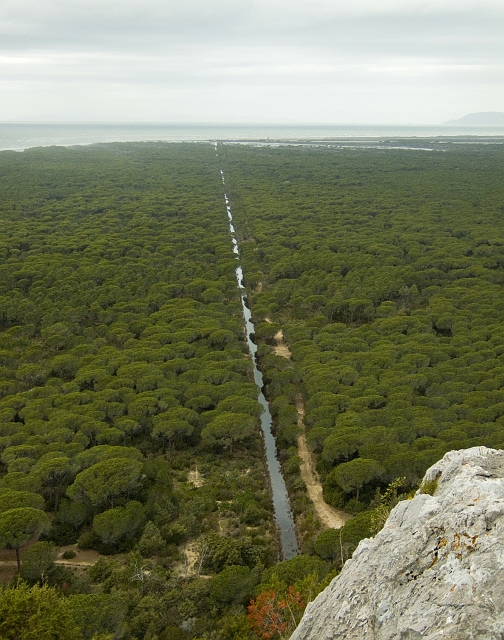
[444,112,504,125]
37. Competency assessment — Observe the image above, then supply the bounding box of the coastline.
[1,122,504,152]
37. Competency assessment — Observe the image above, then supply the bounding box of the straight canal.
[216,151,299,560]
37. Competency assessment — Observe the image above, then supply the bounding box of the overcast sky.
[0,0,502,123]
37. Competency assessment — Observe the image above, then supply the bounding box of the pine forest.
[0,139,503,639]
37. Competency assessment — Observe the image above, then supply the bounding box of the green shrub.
[78,529,98,550]
[419,478,439,496]
[20,542,57,584]
[137,521,165,557]
[88,557,122,583]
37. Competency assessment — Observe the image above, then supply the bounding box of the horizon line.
[2,120,504,127]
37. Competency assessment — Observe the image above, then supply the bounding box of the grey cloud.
[0,0,502,122]
[1,0,502,55]
[2,47,499,92]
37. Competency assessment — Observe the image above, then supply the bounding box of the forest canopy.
[0,143,282,639]
[1,139,504,639]
[220,140,504,510]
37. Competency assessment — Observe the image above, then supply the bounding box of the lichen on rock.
[291,447,504,639]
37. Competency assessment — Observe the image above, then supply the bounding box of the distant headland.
[444,111,504,125]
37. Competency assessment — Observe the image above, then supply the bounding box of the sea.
[1,122,504,152]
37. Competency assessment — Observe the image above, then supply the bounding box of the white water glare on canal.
[216,148,299,560]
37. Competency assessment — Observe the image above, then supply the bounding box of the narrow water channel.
[217,155,299,560]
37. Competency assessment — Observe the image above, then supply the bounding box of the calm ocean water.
[1,122,504,151]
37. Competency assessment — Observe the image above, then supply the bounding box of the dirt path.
[295,395,351,529]
[0,545,103,582]
[55,545,101,567]
[187,466,204,487]
[173,541,199,577]
[266,321,352,529]
[273,328,292,359]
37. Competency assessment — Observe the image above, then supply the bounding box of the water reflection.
[218,158,298,560]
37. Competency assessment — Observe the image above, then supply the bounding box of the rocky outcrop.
[292,447,504,639]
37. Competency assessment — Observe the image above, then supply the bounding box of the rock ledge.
[292,447,504,639]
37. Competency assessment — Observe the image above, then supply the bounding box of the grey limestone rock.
[292,447,504,639]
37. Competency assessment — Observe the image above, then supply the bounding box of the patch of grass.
[419,478,438,496]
